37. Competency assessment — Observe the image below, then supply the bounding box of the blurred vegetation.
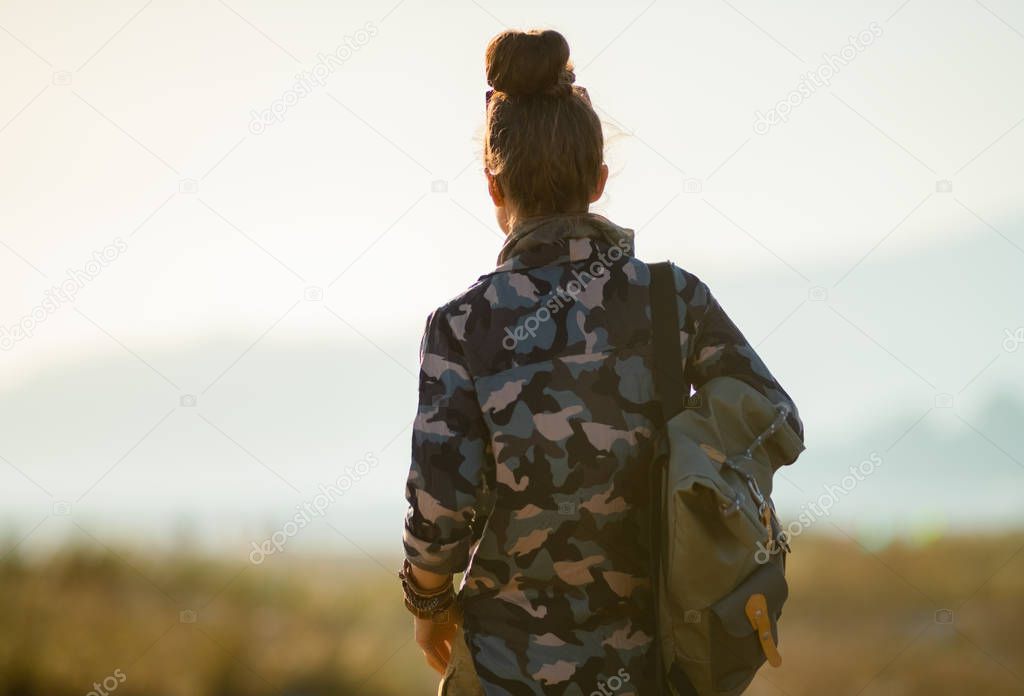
[0,534,1022,695]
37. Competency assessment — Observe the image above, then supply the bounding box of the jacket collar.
[489,213,636,274]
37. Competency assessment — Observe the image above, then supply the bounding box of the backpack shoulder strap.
[646,261,691,696]
[649,261,687,421]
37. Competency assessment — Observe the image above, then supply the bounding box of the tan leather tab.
[699,443,727,465]
[745,593,782,667]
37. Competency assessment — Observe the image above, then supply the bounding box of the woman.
[400,29,802,696]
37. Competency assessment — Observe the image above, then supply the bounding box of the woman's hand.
[405,564,460,674]
[414,608,460,674]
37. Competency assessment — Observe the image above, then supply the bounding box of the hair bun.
[486,29,573,98]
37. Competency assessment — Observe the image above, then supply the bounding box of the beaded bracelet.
[398,559,456,619]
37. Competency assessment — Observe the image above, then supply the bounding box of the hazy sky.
[2,0,1023,552]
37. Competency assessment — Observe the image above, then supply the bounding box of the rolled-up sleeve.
[403,309,490,574]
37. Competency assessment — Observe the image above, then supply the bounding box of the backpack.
[647,262,805,695]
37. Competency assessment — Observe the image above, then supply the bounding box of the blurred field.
[1,534,1022,695]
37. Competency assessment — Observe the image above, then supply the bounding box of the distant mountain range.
[2,220,1022,555]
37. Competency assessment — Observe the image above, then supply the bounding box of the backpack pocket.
[664,431,773,609]
[660,431,789,695]
[706,560,788,693]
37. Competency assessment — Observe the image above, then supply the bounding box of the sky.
[1,0,1023,558]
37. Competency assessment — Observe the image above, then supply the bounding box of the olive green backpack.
[648,263,805,695]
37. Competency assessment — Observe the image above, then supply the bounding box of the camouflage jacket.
[403,214,802,695]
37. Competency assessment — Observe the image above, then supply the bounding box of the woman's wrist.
[409,563,452,592]
[399,559,456,619]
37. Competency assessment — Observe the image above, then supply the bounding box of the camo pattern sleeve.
[403,308,492,575]
[676,265,804,444]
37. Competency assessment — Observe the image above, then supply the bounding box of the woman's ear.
[486,171,505,207]
[487,170,512,235]
[590,163,609,203]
